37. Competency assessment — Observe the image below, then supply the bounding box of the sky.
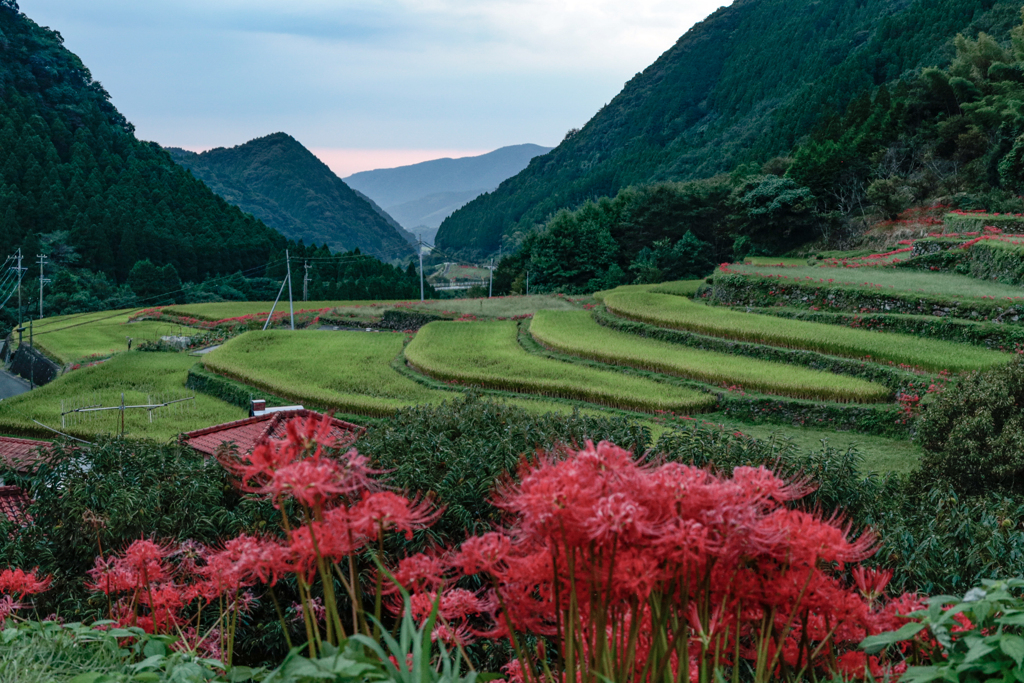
[20,0,726,176]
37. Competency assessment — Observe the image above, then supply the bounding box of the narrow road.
[0,368,30,399]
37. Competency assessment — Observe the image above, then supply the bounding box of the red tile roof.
[0,437,52,473]
[180,410,365,457]
[0,486,31,527]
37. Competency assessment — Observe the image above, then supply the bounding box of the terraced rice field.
[203,330,453,417]
[530,311,889,402]
[724,262,1024,300]
[165,294,580,324]
[648,280,704,297]
[28,310,196,364]
[404,320,715,413]
[0,353,244,441]
[603,290,1008,372]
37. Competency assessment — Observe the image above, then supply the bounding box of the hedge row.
[709,272,1024,322]
[901,239,1024,287]
[943,212,1024,233]
[743,307,1024,350]
[522,319,910,437]
[592,306,927,394]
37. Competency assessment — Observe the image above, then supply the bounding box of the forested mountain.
[345,144,552,238]
[168,134,414,261]
[0,2,428,329]
[437,0,1024,256]
[0,1,284,288]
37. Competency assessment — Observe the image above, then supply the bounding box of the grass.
[649,280,705,297]
[744,257,810,266]
[603,289,1009,372]
[530,310,890,402]
[164,294,581,324]
[202,330,453,417]
[31,316,198,365]
[684,414,923,475]
[0,352,245,441]
[404,320,716,413]
[724,262,1024,301]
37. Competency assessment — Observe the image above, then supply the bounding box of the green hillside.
[436,0,1022,256]
[167,134,414,261]
[0,3,284,285]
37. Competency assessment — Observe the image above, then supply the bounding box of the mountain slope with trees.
[0,0,284,292]
[167,134,414,261]
[437,0,1023,256]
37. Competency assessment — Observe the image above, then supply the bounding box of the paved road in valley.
[0,369,30,399]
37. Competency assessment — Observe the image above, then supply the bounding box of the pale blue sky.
[20,0,724,175]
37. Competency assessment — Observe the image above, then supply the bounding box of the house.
[179,409,365,457]
[0,436,52,473]
[0,485,31,527]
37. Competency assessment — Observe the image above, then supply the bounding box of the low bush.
[918,355,1024,494]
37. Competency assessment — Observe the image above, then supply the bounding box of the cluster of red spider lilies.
[3,414,930,681]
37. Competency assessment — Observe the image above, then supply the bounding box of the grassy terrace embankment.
[27,310,198,364]
[723,262,1024,301]
[404,320,715,413]
[603,289,1008,372]
[202,330,451,417]
[530,310,889,402]
[0,353,245,440]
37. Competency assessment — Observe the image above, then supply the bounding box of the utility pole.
[37,254,49,319]
[15,249,22,330]
[285,250,295,330]
[488,258,493,298]
[303,261,310,302]
[418,234,424,301]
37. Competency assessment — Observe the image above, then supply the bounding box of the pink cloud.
[310,148,491,178]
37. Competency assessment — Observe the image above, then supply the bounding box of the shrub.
[918,355,1024,493]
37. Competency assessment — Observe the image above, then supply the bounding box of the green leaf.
[132,674,161,683]
[1002,635,1024,668]
[143,639,168,658]
[68,674,110,683]
[861,621,926,654]
[962,640,996,663]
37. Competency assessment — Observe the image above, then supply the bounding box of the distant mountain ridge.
[435,0,1023,255]
[345,144,552,236]
[167,134,413,261]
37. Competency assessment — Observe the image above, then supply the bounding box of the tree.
[866,177,912,219]
[126,259,181,304]
[729,176,818,253]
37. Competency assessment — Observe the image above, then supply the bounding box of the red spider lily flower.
[390,552,447,593]
[265,455,351,509]
[352,491,441,540]
[451,533,512,575]
[122,539,174,585]
[853,566,893,604]
[0,568,51,596]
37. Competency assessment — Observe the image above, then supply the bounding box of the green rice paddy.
[404,320,716,413]
[530,310,890,402]
[603,289,1008,372]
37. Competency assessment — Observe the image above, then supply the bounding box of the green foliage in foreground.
[0,621,229,683]
[604,289,1008,373]
[405,320,715,413]
[0,352,245,440]
[530,310,890,403]
[202,330,452,417]
[863,579,1024,683]
[0,438,281,660]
